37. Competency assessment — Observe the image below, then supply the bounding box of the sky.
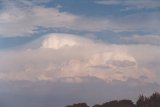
[0,0,160,107]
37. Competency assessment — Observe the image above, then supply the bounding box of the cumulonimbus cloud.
[0,33,157,83]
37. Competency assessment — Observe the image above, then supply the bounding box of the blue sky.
[0,0,160,107]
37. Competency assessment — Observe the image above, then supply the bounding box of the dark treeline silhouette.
[66,92,160,107]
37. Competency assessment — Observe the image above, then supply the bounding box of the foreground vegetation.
[66,92,160,107]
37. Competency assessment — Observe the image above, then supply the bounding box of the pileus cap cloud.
[42,36,78,49]
[41,33,92,49]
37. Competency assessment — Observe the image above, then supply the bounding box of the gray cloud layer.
[0,80,159,107]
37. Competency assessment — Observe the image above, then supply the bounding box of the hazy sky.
[0,0,160,107]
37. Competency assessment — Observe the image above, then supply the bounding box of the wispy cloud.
[95,0,160,10]
[121,34,160,45]
[0,0,159,37]
[0,5,78,37]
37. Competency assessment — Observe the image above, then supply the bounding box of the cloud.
[0,6,78,37]
[0,0,50,7]
[95,0,160,10]
[41,34,88,49]
[121,34,160,45]
[0,33,157,83]
[0,3,112,37]
[0,1,159,37]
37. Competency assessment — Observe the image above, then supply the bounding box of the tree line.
[66,92,160,107]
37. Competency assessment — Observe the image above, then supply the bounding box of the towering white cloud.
[42,36,78,49]
[0,33,157,83]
